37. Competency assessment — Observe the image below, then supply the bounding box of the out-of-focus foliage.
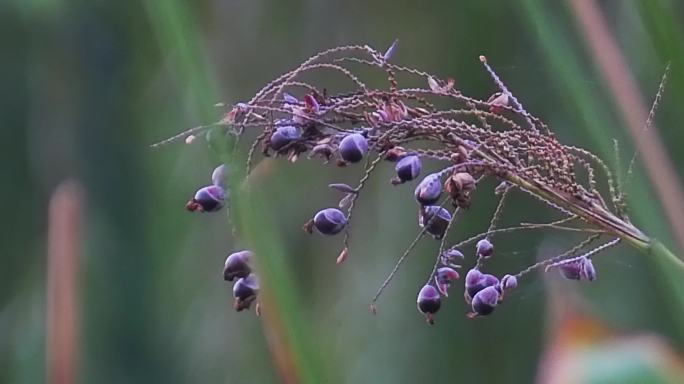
[2,0,684,383]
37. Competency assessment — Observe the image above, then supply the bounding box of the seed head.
[393,155,422,184]
[270,125,301,151]
[414,173,443,205]
[186,185,226,212]
[418,206,452,239]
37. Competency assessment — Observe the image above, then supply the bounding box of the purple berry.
[476,239,494,258]
[559,260,582,280]
[211,164,229,187]
[233,273,259,311]
[186,185,226,212]
[313,208,347,235]
[465,269,499,299]
[417,285,441,323]
[441,249,464,266]
[223,250,253,281]
[339,133,368,163]
[471,285,500,316]
[418,206,452,239]
[501,274,518,291]
[394,155,422,183]
[414,173,442,205]
[270,125,301,151]
[435,267,460,296]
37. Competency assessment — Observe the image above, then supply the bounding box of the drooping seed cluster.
[162,42,651,322]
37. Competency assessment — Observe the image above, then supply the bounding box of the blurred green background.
[3,0,684,383]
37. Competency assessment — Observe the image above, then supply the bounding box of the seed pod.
[233,273,259,311]
[393,155,422,184]
[186,185,226,212]
[417,284,441,324]
[471,285,500,316]
[270,125,301,151]
[211,164,229,188]
[418,206,452,239]
[414,173,442,205]
[580,258,597,281]
[435,267,460,296]
[465,269,499,300]
[339,133,368,163]
[445,172,476,198]
[313,208,347,235]
[501,274,518,291]
[476,239,494,258]
[223,250,253,281]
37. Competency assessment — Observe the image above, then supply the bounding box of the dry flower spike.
[155,42,680,323]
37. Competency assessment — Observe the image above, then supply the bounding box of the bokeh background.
[3,0,684,383]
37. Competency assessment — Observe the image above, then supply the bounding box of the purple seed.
[339,133,368,163]
[418,206,452,239]
[233,273,259,311]
[476,239,494,258]
[471,285,500,316]
[417,284,441,315]
[187,185,226,212]
[313,208,347,235]
[223,250,253,281]
[270,125,301,151]
[414,173,442,205]
[395,155,422,182]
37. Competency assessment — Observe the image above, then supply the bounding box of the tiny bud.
[339,133,369,163]
[233,274,259,311]
[494,181,511,195]
[427,76,441,92]
[418,206,452,239]
[435,267,460,296]
[303,94,320,114]
[283,92,299,105]
[476,239,494,258]
[384,146,407,162]
[211,164,229,188]
[501,274,518,291]
[414,173,443,205]
[441,249,465,267]
[580,258,597,281]
[336,247,349,264]
[223,250,253,281]
[417,285,441,324]
[269,125,301,151]
[394,155,422,183]
[488,92,510,114]
[186,185,226,212]
[471,285,499,316]
[383,39,399,61]
[185,135,196,144]
[313,208,347,235]
[328,183,358,194]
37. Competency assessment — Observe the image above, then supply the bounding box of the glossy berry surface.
[418,206,452,239]
[313,208,347,235]
[414,173,442,205]
[471,285,500,316]
[187,185,226,212]
[270,125,301,151]
[339,133,368,163]
[395,155,421,182]
[223,250,253,281]
[417,285,441,314]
